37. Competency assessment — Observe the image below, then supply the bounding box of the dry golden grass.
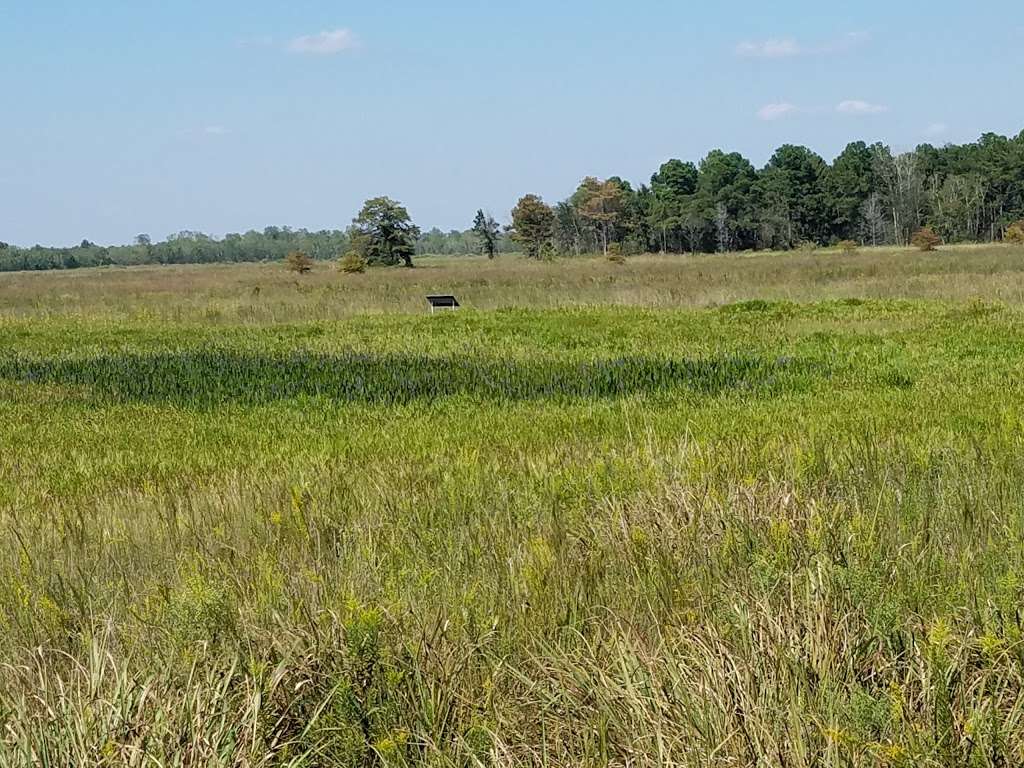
[2,243,1023,323]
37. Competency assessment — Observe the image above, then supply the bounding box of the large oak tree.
[351,197,420,268]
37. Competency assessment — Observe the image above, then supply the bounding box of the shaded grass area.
[0,349,822,406]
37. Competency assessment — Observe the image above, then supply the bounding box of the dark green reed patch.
[0,349,824,407]
[717,299,799,318]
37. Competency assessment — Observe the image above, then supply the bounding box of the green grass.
[3,249,1024,765]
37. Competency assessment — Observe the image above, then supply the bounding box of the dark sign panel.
[426,295,460,312]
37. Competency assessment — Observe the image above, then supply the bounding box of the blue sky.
[2,1,1022,246]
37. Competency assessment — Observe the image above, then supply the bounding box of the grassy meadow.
[3,245,1024,766]
[4,243,1024,322]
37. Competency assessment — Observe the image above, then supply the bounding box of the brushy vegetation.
[911,227,943,252]
[285,250,315,275]
[339,251,368,274]
[2,249,1024,765]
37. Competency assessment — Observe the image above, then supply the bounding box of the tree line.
[0,218,514,274]
[0,228,351,273]
[2,130,1022,273]
[510,131,1024,258]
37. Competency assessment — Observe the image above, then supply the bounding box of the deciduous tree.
[573,177,626,255]
[873,146,927,246]
[510,195,555,259]
[351,197,420,268]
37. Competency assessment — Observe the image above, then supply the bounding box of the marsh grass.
[2,254,1024,765]
[0,350,819,406]
[3,244,1024,323]
[6,442,1024,766]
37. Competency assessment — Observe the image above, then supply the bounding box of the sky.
[1,1,1022,247]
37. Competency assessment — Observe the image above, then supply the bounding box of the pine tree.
[472,210,501,259]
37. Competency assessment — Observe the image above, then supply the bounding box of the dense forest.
[532,131,1024,258]
[2,130,1022,272]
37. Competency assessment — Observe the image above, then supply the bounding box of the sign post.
[426,295,461,313]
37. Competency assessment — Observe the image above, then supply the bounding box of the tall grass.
[5,442,1024,765]
[0,350,817,405]
[1,273,1023,764]
[2,243,1024,323]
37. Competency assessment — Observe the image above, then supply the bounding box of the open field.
[3,246,1024,765]
[3,243,1024,321]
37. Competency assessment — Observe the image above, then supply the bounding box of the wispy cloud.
[755,98,888,122]
[736,39,800,58]
[925,122,949,138]
[836,99,888,115]
[757,102,799,121]
[178,125,231,139]
[286,29,359,55]
[736,31,869,58]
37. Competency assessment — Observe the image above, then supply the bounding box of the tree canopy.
[510,195,556,259]
[350,197,420,268]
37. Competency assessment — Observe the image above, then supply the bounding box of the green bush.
[285,250,314,274]
[340,251,367,274]
[538,243,558,261]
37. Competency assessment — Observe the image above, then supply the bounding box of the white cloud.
[736,39,801,58]
[757,102,798,121]
[204,125,230,136]
[754,98,889,122]
[925,122,949,138]
[736,31,869,58]
[287,29,359,55]
[836,99,888,115]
